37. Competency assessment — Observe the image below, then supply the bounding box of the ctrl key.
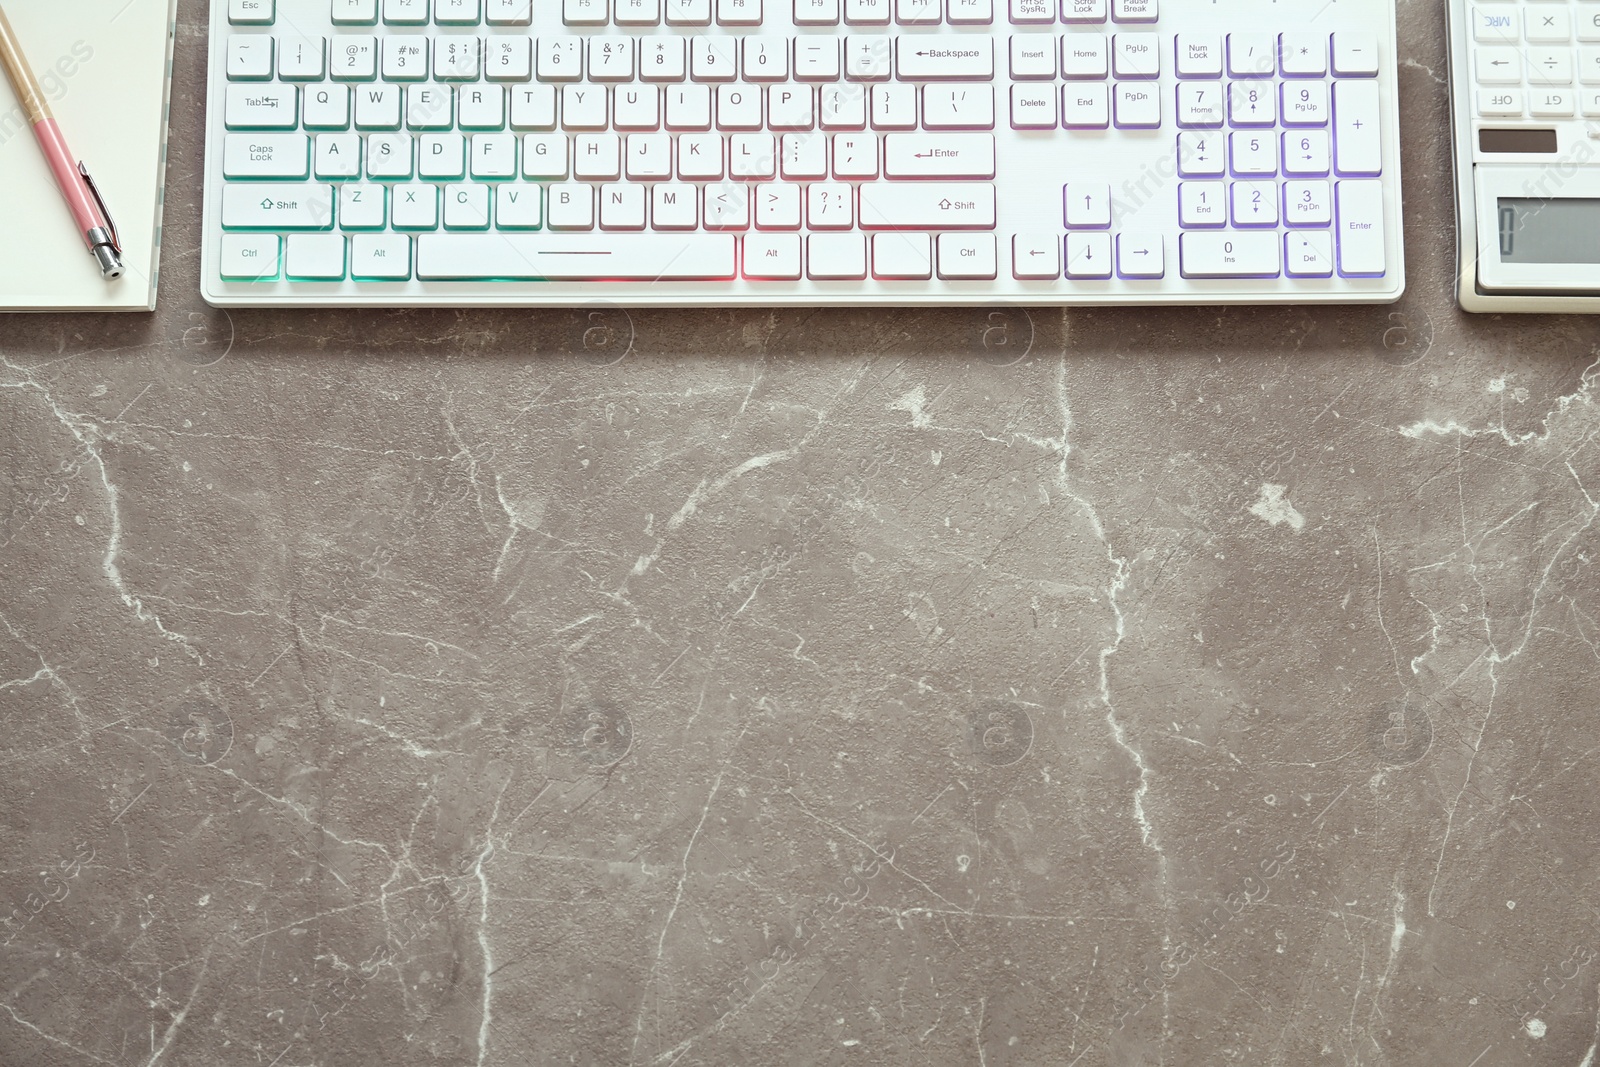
[219,233,280,281]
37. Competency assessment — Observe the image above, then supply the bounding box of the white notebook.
[0,0,177,312]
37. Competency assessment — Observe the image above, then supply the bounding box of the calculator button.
[1525,6,1572,43]
[1472,6,1519,44]
[1527,48,1574,84]
[1475,46,1522,84]
[1530,88,1576,116]
[1585,89,1600,116]
[1334,179,1384,276]
[1477,87,1524,117]
[1582,47,1600,85]
[1581,7,1600,43]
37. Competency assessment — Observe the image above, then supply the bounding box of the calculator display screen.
[1497,199,1600,264]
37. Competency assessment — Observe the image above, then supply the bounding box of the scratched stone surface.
[2,2,1600,1066]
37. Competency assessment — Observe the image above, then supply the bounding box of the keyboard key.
[384,0,429,23]
[1278,32,1326,77]
[653,182,699,226]
[356,84,403,128]
[496,182,544,227]
[435,0,482,23]
[1060,0,1105,23]
[948,0,993,24]
[306,86,353,129]
[221,182,335,229]
[315,133,363,178]
[1175,35,1222,79]
[599,182,648,229]
[1010,36,1056,78]
[1335,179,1384,275]
[796,0,841,23]
[859,181,995,227]
[616,0,663,22]
[1009,0,1053,23]
[745,232,803,278]
[796,38,842,79]
[1116,232,1163,277]
[668,0,715,23]
[227,37,274,80]
[286,234,347,279]
[540,37,585,80]
[417,233,735,277]
[896,37,994,79]
[392,182,441,228]
[937,232,997,278]
[831,132,878,176]
[566,0,609,23]
[1332,79,1381,175]
[898,0,941,20]
[808,182,855,227]
[229,0,275,25]
[1177,180,1224,226]
[1113,83,1159,127]
[1113,34,1160,78]
[1229,130,1276,175]
[704,181,751,227]
[1331,32,1379,76]
[223,133,310,178]
[1179,231,1279,277]
[1011,233,1060,277]
[1176,131,1223,176]
[847,0,891,22]
[1061,35,1109,78]
[1283,179,1330,227]
[782,133,828,177]
[367,131,414,176]
[219,233,280,279]
[1281,80,1329,126]
[225,84,299,129]
[1285,231,1334,278]
[874,232,934,278]
[1230,180,1277,226]
[470,133,517,176]
[1228,81,1276,126]
[1283,129,1331,176]
[641,37,688,80]
[884,132,996,176]
[1063,182,1111,227]
[756,183,802,226]
[487,0,534,23]
[1111,0,1153,24]
[808,232,868,277]
[922,85,996,127]
[1226,33,1275,77]
[352,233,413,279]
[1176,82,1222,127]
[549,182,596,227]
[340,183,388,228]
[1064,231,1112,277]
[718,0,764,25]
[382,37,430,79]
[1062,83,1109,127]
[278,37,327,80]
[333,0,380,23]
[1011,83,1058,126]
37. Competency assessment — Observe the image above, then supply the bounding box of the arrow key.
[1474,46,1521,85]
[1065,232,1112,279]
[1115,232,1164,278]
[1011,233,1061,278]
[1282,128,1331,176]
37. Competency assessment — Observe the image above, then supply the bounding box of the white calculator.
[1450,0,1600,310]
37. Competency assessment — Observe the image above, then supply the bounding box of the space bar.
[416,234,735,280]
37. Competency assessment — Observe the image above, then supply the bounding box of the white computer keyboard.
[1448,0,1600,311]
[201,0,1406,307]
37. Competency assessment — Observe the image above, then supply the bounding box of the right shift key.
[1333,80,1382,176]
[1335,179,1385,277]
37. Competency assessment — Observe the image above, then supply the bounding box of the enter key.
[883,134,997,178]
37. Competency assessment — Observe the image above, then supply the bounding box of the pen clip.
[77,162,121,254]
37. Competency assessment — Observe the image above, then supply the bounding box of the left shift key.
[223,134,311,179]
[222,183,336,230]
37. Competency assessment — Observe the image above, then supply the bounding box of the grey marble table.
[3,2,1599,1065]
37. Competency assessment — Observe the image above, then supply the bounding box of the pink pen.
[0,4,123,279]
